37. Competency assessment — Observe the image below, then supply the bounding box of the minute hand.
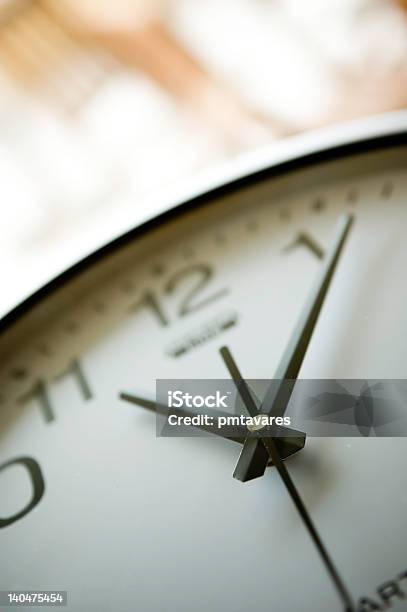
[233,213,354,482]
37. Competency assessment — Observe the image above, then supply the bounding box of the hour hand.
[220,347,305,480]
[119,391,246,442]
[120,391,305,462]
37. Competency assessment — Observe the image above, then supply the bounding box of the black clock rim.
[1,130,406,336]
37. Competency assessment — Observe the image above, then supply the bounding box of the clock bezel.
[1,112,406,336]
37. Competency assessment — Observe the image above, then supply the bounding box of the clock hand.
[120,391,245,442]
[228,213,354,482]
[120,391,306,458]
[220,348,355,612]
[266,436,354,612]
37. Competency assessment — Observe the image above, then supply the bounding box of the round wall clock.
[1,113,407,612]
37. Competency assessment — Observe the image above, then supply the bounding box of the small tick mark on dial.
[65,322,79,334]
[311,197,326,213]
[93,302,106,314]
[122,281,136,294]
[279,209,291,221]
[38,344,52,357]
[246,220,259,233]
[214,233,226,245]
[182,246,195,260]
[347,189,358,205]
[381,182,394,199]
[10,368,28,380]
[151,264,165,277]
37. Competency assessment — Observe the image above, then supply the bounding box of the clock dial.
[1,124,407,611]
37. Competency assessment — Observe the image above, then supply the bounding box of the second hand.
[220,348,355,612]
[265,437,354,612]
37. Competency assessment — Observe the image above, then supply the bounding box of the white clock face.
[1,132,407,611]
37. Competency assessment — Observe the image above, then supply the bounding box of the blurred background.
[1,0,407,316]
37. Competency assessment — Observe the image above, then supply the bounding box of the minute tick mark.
[381,181,394,199]
[311,197,326,213]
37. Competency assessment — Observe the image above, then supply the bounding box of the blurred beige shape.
[325,0,407,124]
[0,0,406,157]
[47,0,166,31]
[43,0,290,148]
[0,1,113,112]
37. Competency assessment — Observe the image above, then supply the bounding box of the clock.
[1,113,407,612]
